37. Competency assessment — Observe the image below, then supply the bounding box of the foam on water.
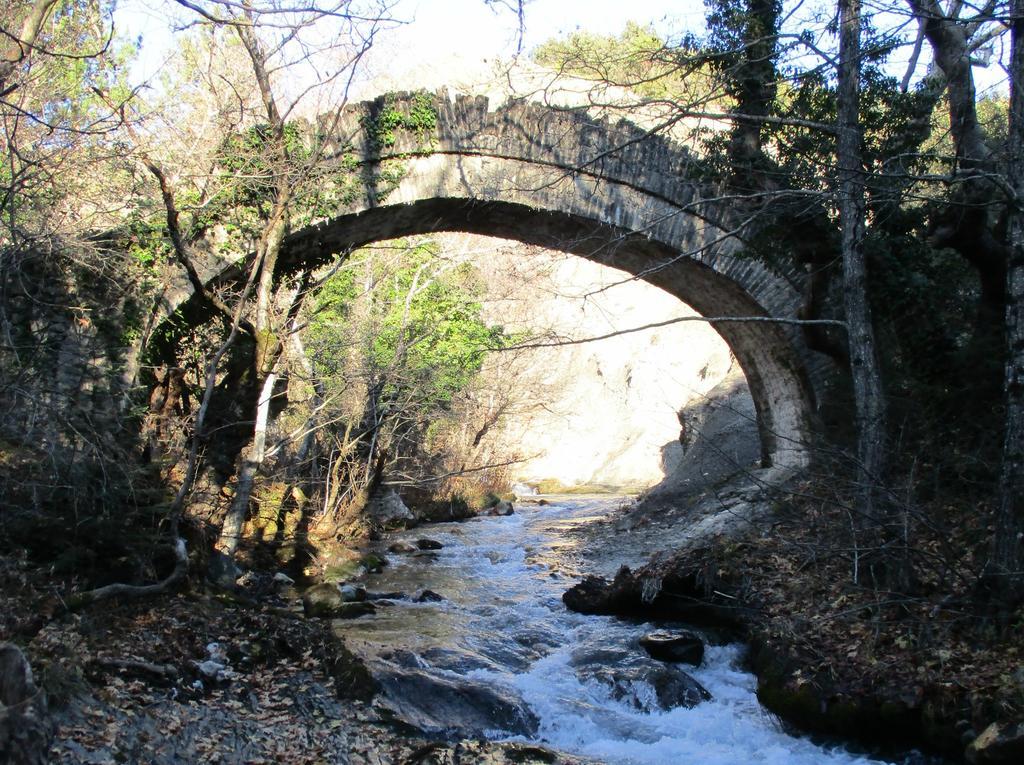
[348,499,900,764]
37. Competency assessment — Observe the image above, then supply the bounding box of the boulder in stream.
[303,584,376,618]
[481,500,515,517]
[416,538,444,550]
[413,589,445,603]
[365,590,407,601]
[579,664,711,711]
[639,631,704,666]
[338,584,366,602]
[371,664,539,738]
[388,541,418,554]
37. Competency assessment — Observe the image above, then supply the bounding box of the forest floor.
[0,553,587,765]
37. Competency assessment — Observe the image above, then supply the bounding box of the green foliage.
[0,0,137,241]
[362,91,438,151]
[308,239,507,413]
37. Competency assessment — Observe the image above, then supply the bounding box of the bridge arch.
[166,93,822,470]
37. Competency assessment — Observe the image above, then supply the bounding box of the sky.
[114,0,1009,101]
[115,0,705,90]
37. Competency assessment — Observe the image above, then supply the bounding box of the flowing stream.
[340,497,903,765]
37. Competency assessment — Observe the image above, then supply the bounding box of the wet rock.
[365,590,407,601]
[414,589,445,603]
[333,602,376,619]
[409,741,580,764]
[563,561,744,627]
[561,566,640,614]
[648,666,712,708]
[303,584,376,618]
[579,664,711,711]
[416,538,444,550]
[361,553,388,573]
[338,584,367,602]
[420,647,504,674]
[372,665,539,738]
[481,500,515,517]
[388,541,418,554]
[329,640,379,701]
[568,647,631,667]
[272,572,295,585]
[966,722,1024,764]
[639,631,704,666]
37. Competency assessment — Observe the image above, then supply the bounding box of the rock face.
[636,367,761,511]
[472,251,742,492]
[0,643,52,765]
[639,631,704,666]
[366,489,414,527]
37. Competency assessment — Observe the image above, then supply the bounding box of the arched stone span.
[166,92,822,470]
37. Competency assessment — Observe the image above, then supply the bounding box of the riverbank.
[1,550,593,764]
[563,475,1024,764]
[5,478,1021,764]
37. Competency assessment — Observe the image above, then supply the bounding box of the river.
[340,496,908,765]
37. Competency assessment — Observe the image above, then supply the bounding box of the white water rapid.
[341,498,916,765]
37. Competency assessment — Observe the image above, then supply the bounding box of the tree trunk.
[991,0,1024,605]
[837,0,888,533]
[210,368,278,585]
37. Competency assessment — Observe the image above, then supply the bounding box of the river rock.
[366,488,414,527]
[0,643,52,765]
[417,741,585,764]
[580,665,711,711]
[336,602,376,619]
[365,590,407,601]
[302,584,376,618]
[303,583,342,616]
[388,541,418,554]
[338,584,367,602]
[360,553,387,573]
[639,631,704,666]
[481,500,515,517]
[966,722,1024,764]
[416,538,444,550]
[648,666,712,709]
[562,567,641,614]
[414,589,444,603]
[372,665,539,738]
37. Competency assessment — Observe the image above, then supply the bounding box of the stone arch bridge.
[160,91,832,471]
